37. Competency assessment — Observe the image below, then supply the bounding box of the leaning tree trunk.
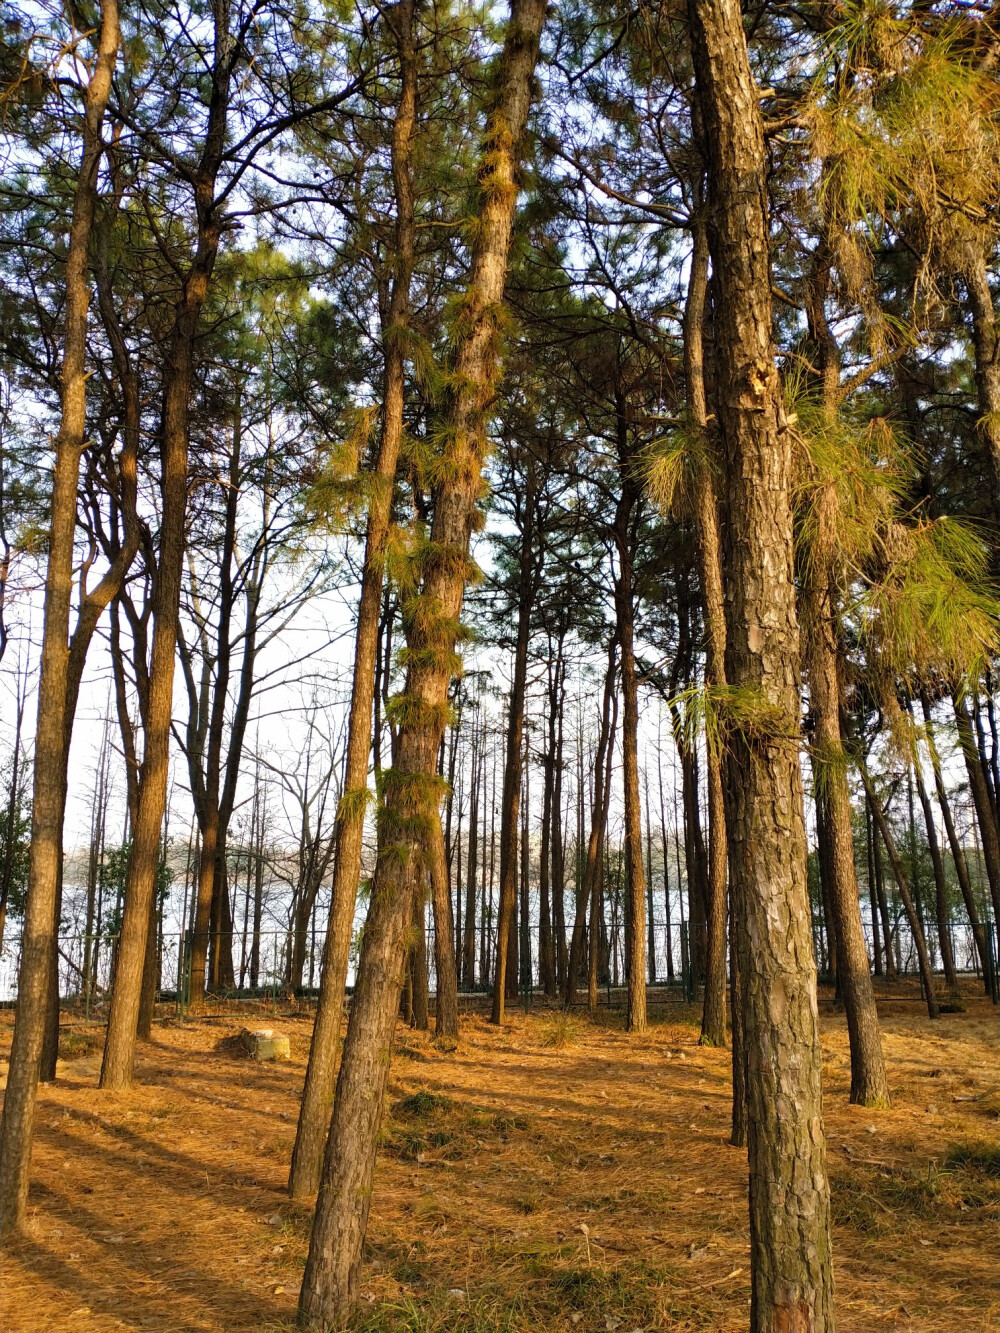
[287,0,418,1200]
[689,2,835,1327]
[298,7,547,1326]
[100,2,231,1092]
[0,0,120,1236]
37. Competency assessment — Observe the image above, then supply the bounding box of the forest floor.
[0,990,998,1333]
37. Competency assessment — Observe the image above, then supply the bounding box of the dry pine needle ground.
[0,994,998,1333]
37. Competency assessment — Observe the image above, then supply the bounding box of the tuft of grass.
[538,1012,579,1050]
[945,1144,1000,1178]
[397,1090,447,1118]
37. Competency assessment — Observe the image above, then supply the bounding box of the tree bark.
[911,752,959,993]
[0,0,120,1235]
[298,8,547,1324]
[611,390,647,1033]
[286,0,418,1198]
[953,688,1000,927]
[689,2,835,1324]
[684,217,729,1048]
[963,245,1000,513]
[861,769,940,1019]
[492,468,537,1023]
[100,0,232,1091]
[565,638,616,1005]
[427,810,459,1037]
[921,696,993,991]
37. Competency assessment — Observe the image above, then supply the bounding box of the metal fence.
[1,914,994,1011]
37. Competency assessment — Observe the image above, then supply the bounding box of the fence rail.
[2,913,995,1011]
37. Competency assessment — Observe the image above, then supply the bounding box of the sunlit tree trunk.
[0,0,120,1234]
[298,8,547,1324]
[689,2,835,1324]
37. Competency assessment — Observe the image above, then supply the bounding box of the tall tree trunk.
[963,245,1000,513]
[685,217,729,1048]
[100,0,232,1091]
[551,657,568,988]
[0,0,120,1235]
[689,2,835,1324]
[565,638,616,1005]
[298,9,547,1324]
[921,697,993,990]
[463,719,480,986]
[802,528,887,1101]
[492,468,537,1023]
[861,769,940,1019]
[911,751,959,993]
[953,689,1000,927]
[288,0,417,1199]
[612,391,647,1033]
[427,810,459,1037]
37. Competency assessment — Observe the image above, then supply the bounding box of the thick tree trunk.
[0,1,120,1235]
[288,0,417,1198]
[298,8,546,1324]
[689,2,835,1325]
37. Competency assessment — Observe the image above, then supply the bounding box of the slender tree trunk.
[963,245,1000,513]
[802,527,887,1102]
[566,639,616,1005]
[464,720,480,986]
[427,810,459,1037]
[921,698,993,990]
[689,3,834,1323]
[953,689,1000,927]
[861,769,940,1019]
[685,218,729,1047]
[492,471,536,1024]
[410,890,429,1030]
[552,659,568,987]
[911,752,959,993]
[298,9,547,1324]
[288,2,417,1199]
[0,0,120,1235]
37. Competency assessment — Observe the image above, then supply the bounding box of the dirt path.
[1,997,997,1332]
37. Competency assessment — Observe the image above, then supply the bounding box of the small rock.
[240,1028,291,1062]
[570,1315,583,1326]
[448,1288,466,1301]
[267,1213,284,1227]
[865,1124,879,1135]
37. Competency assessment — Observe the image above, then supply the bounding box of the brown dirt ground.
[0,991,998,1333]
